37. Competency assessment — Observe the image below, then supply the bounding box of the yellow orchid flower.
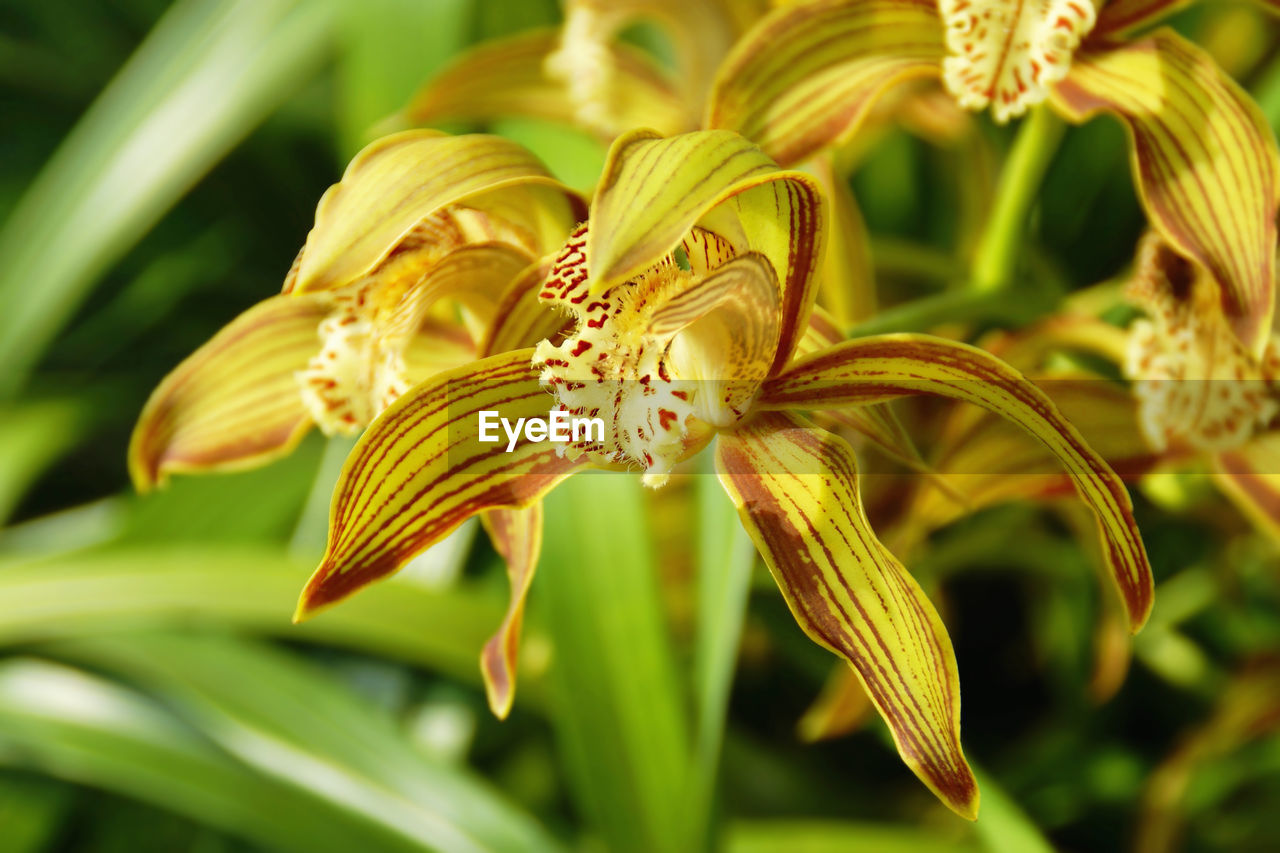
[707,0,1280,350]
[293,130,1154,820]
[130,130,582,488]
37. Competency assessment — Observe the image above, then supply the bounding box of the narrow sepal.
[716,412,979,819]
[128,295,324,490]
[1053,31,1280,352]
[760,335,1155,631]
[296,349,582,619]
[479,505,543,718]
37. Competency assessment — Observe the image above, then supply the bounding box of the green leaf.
[0,547,507,691]
[42,631,561,853]
[0,0,335,399]
[684,464,756,848]
[971,766,1055,853]
[0,657,422,852]
[0,400,84,524]
[537,473,690,852]
[727,819,980,853]
[0,771,72,853]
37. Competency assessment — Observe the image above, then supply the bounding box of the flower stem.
[971,106,1066,294]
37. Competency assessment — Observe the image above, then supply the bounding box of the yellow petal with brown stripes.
[479,504,544,719]
[706,0,943,166]
[295,349,582,619]
[293,131,580,294]
[716,412,978,819]
[128,294,326,491]
[402,29,686,138]
[1052,31,1280,353]
[587,130,825,372]
[759,334,1155,631]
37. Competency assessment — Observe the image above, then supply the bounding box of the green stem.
[846,289,1005,338]
[971,106,1067,294]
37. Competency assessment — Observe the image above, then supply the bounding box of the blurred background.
[2,1,1280,851]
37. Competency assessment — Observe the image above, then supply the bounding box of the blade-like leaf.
[44,632,560,853]
[716,412,979,820]
[537,473,691,852]
[760,335,1154,631]
[0,0,335,399]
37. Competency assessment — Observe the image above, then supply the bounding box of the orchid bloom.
[293,130,1153,819]
[708,0,1280,349]
[1125,234,1280,539]
[130,130,581,488]
[402,0,764,140]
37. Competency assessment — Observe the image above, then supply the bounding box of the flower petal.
[1214,436,1280,542]
[1093,0,1194,37]
[705,0,943,166]
[716,412,978,819]
[479,505,543,718]
[939,0,1096,123]
[588,130,825,373]
[293,131,580,294]
[759,334,1155,631]
[128,295,326,491]
[480,260,570,356]
[1052,31,1280,352]
[295,349,582,619]
[402,29,687,138]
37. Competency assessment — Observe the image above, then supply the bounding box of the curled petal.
[293,131,579,294]
[402,317,477,383]
[296,349,582,619]
[402,29,687,138]
[706,0,943,165]
[1052,31,1280,352]
[129,295,325,491]
[588,130,825,372]
[481,261,570,357]
[716,413,978,819]
[479,505,543,718]
[1214,435,1280,542]
[759,335,1155,631]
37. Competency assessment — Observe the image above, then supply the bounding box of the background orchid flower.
[129,129,581,489]
[707,0,1280,350]
[294,129,1154,820]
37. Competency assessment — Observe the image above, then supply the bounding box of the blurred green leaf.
[685,466,756,848]
[43,631,561,853]
[726,819,980,853]
[335,0,470,155]
[972,767,1055,853]
[0,547,506,690]
[0,400,84,523]
[0,0,335,398]
[0,657,421,852]
[0,770,72,853]
[537,473,690,852]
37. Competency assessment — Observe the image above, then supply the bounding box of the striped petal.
[401,29,687,138]
[295,349,582,619]
[1214,435,1280,542]
[716,412,978,819]
[128,294,325,491]
[705,0,943,166]
[1052,31,1280,352]
[480,260,570,356]
[759,334,1155,631]
[587,130,825,372]
[292,131,580,294]
[479,505,543,718]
